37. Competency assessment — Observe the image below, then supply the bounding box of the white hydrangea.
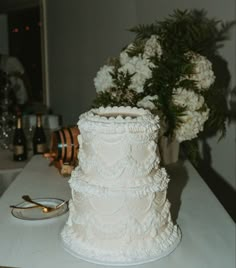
[172,87,209,142]
[117,36,162,94]
[172,87,204,111]
[94,65,115,93]
[120,43,135,65]
[143,35,162,59]
[120,35,162,65]
[175,109,209,142]
[118,56,154,93]
[137,95,159,110]
[185,52,215,91]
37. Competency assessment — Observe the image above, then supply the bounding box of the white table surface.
[0,149,29,196]
[0,149,28,171]
[0,156,235,268]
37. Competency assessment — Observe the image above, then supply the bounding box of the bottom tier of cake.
[61,225,181,266]
[61,189,181,266]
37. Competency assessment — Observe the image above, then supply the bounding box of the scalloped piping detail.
[69,168,169,196]
[79,138,159,179]
[61,219,180,263]
[69,198,171,236]
[78,106,160,135]
[80,131,158,144]
[79,152,158,179]
[78,106,159,123]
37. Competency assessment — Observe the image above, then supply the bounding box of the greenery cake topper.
[93,9,235,164]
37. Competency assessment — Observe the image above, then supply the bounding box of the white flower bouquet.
[93,9,235,162]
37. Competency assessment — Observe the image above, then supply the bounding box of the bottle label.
[14,145,24,155]
[36,143,47,153]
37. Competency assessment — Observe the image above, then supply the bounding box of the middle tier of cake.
[70,165,169,191]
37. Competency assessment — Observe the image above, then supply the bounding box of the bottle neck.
[36,115,43,128]
[16,116,22,129]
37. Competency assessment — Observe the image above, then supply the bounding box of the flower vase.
[158,136,180,166]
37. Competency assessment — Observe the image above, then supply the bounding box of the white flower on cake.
[137,95,159,110]
[119,56,154,93]
[94,65,115,93]
[185,52,215,91]
[143,35,162,59]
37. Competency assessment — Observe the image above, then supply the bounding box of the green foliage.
[93,88,139,108]
[203,87,228,138]
[130,9,235,56]
[111,69,134,90]
[93,68,140,108]
[93,9,235,164]
[126,9,235,140]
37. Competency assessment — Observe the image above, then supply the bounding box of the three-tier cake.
[61,106,181,265]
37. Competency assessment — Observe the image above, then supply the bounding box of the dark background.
[8,7,42,104]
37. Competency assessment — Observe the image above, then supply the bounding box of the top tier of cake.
[76,106,162,188]
[78,106,159,134]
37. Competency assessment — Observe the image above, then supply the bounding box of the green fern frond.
[129,24,158,40]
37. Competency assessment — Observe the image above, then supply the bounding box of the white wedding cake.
[61,106,181,265]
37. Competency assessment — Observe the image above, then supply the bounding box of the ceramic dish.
[11,198,68,220]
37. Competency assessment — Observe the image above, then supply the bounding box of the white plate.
[11,198,68,220]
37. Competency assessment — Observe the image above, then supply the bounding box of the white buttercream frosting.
[61,106,181,265]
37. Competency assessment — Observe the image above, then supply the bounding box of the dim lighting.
[12,28,19,33]
[25,26,30,31]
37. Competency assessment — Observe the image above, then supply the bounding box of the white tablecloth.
[0,156,235,268]
[0,149,28,196]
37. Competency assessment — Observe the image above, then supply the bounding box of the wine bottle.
[33,114,47,154]
[13,115,27,161]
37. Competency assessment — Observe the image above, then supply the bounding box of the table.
[0,149,28,196]
[0,156,235,268]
